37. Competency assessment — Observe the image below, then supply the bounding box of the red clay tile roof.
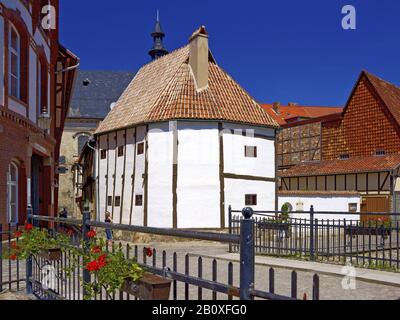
[363,71,400,126]
[279,190,360,197]
[261,104,343,125]
[96,39,278,134]
[280,154,400,177]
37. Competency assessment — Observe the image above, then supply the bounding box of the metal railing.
[0,209,321,301]
[229,206,400,271]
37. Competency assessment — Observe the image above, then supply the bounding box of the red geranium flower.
[10,242,20,250]
[91,246,102,254]
[98,255,107,268]
[86,230,96,239]
[66,229,74,237]
[25,224,33,232]
[9,254,17,261]
[145,247,153,258]
[86,255,108,272]
[86,260,100,272]
[14,231,23,238]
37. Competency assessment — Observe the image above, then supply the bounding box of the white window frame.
[7,162,19,225]
[8,24,20,99]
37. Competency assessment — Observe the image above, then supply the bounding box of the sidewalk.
[192,252,400,288]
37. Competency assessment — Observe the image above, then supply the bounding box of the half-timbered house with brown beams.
[94,25,279,229]
[279,71,400,215]
[0,0,78,229]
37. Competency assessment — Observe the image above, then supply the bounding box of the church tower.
[149,11,168,60]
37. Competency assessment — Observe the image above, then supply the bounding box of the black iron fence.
[229,206,400,271]
[1,209,320,301]
[0,224,25,293]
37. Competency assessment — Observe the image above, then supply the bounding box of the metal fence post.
[228,206,232,253]
[310,206,315,261]
[240,207,255,300]
[82,211,91,298]
[26,210,33,295]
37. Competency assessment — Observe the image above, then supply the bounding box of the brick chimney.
[189,26,209,91]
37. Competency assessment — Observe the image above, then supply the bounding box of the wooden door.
[360,196,390,222]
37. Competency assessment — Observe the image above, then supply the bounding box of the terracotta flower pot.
[38,248,62,261]
[122,273,172,300]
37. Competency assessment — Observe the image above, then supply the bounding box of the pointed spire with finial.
[149,10,168,60]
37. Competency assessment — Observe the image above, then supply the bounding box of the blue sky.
[60,0,400,107]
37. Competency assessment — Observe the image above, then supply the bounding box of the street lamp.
[38,111,51,134]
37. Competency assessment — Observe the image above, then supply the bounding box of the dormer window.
[9,24,20,99]
[340,153,350,160]
[375,150,386,156]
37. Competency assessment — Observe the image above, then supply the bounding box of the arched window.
[78,134,90,154]
[9,23,20,99]
[7,162,19,224]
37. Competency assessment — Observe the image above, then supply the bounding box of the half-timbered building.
[279,71,400,214]
[94,26,279,229]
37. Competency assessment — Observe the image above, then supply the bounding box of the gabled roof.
[96,41,278,134]
[361,71,400,126]
[262,104,343,125]
[69,71,135,119]
[280,154,400,177]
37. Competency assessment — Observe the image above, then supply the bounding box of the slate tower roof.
[69,71,135,119]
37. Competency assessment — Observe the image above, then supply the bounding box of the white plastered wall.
[177,122,220,228]
[98,135,108,221]
[113,130,125,222]
[131,126,146,226]
[106,132,116,216]
[225,179,275,225]
[278,195,361,221]
[223,123,275,178]
[147,122,174,228]
[121,128,135,225]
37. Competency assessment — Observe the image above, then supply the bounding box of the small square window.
[349,203,357,213]
[118,146,124,157]
[340,153,350,160]
[375,150,386,156]
[135,195,143,207]
[115,196,121,207]
[101,150,107,160]
[245,146,257,158]
[107,196,113,206]
[137,142,144,155]
[245,194,257,206]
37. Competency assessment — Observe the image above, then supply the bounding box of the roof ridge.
[214,64,278,127]
[146,47,191,120]
[141,44,189,70]
[364,70,400,91]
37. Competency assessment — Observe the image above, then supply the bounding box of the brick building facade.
[280,71,400,214]
[0,0,77,228]
[322,74,400,160]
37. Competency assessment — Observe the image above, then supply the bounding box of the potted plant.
[345,218,392,237]
[4,224,70,262]
[74,231,171,300]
